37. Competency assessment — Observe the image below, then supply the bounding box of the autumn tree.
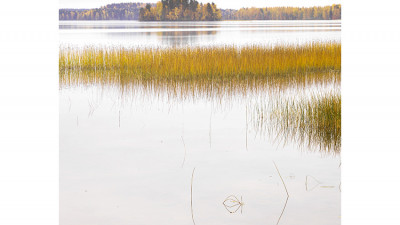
[219,5,341,20]
[59,3,340,21]
[139,0,221,21]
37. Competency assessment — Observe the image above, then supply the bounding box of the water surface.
[60,20,341,48]
[60,20,341,225]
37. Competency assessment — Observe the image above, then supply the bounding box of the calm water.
[60,20,341,225]
[60,20,341,48]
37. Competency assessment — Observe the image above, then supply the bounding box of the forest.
[59,2,341,21]
[59,3,151,20]
[139,0,221,21]
[221,4,341,20]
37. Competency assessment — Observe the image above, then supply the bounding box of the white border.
[1,0,400,224]
[0,0,58,224]
[343,1,400,224]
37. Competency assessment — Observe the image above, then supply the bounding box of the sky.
[59,0,342,10]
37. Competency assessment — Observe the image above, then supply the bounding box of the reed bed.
[253,92,341,154]
[60,43,341,152]
[60,42,341,85]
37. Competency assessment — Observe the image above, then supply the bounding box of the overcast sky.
[59,0,342,10]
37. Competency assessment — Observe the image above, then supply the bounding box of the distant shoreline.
[59,19,342,21]
[59,3,341,21]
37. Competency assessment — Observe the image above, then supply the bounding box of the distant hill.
[59,2,341,21]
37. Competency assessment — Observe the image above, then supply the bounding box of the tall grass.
[60,42,340,84]
[253,92,341,154]
[60,42,341,101]
[60,42,341,152]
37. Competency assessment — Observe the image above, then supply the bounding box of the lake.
[60,20,341,48]
[60,20,341,225]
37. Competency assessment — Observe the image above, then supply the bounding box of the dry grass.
[60,42,341,101]
[60,42,341,153]
[60,42,340,85]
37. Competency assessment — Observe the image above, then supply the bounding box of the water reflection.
[60,70,340,102]
[59,20,341,30]
[60,69,340,154]
[156,30,217,47]
[60,20,341,48]
[60,84,341,224]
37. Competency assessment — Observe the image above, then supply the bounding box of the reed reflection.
[60,69,340,155]
[60,70,339,100]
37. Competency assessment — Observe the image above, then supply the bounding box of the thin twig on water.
[273,161,289,225]
[223,195,244,214]
[182,104,185,137]
[209,104,212,149]
[191,168,196,225]
[305,175,321,191]
[181,136,187,168]
[246,104,249,151]
[68,97,71,112]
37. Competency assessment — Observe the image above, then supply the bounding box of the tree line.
[221,5,341,20]
[59,3,151,20]
[59,2,341,21]
[139,0,221,21]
